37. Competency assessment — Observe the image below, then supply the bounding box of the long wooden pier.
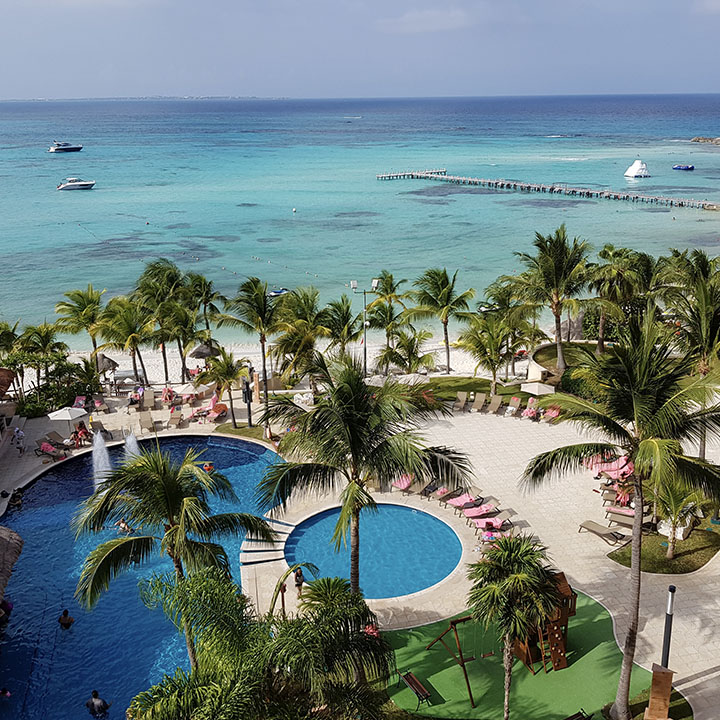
[376,170,719,211]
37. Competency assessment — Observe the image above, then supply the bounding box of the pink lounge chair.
[522,397,539,419]
[447,492,474,508]
[543,406,560,421]
[462,503,496,520]
[207,403,228,422]
[72,395,86,409]
[392,474,414,492]
[473,516,503,531]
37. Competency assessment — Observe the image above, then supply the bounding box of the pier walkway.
[376,169,719,210]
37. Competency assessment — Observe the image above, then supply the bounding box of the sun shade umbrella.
[520,381,556,396]
[176,382,213,395]
[188,343,221,359]
[96,354,119,375]
[48,406,88,435]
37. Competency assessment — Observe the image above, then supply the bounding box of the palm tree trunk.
[176,339,187,383]
[136,348,149,385]
[350,508,360,594]
[91,336,99,372]
[491,369,497,396]
[130,349,139,382]
[596,310,606,355]
[160,343,170,385]
[443,319,451,374]
[503,633,513,720]
[566,309,572,343]
[228,387,237,428]
[260,334,270,429]
[554,313,566,372]
[610,480,644,720]
[667,528,677,560]
[171,556,199,671]
[204,308,210,332]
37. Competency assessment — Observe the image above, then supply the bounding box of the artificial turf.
[385,592,650,720]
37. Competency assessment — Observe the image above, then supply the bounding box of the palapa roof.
[0,526,23,602]
[0,368,15,398]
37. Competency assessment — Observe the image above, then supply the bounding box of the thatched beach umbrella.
[0,369,15,398]
[0,526,23,602]
[96,353,119,375]
[189,343,221,360]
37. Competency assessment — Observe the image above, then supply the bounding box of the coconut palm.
[96,296,154,383]
[196,348,249,428]
[325,294,362,354]
[587,245,642,354]
[128,567,393,720]
[367,269,408,310]
[258,353,472,593]
[18,322,69,386]
[507,225,591,371]
[163,302,207,383]
[0,320,18,358]
[220,277,281,424]
[55,284,106,369]
[185,272,226,332]
[651,482,710,560]
[522,315,720,720]
[368,298,407,355]
[73,446,275,670]
[407,268,475,374]
[468,535,560,720]
[375,328,436,375]
[454,314,518,395]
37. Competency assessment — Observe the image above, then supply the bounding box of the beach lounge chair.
[503,396,521,417]
[207,403,228,422]
[139,412,156,434]
[484,395,503,414]
[167,412,184,429]
[72,395,86,409]
[44,431,68,448]
[470,392,487,413]
[472,509,512,533]
[90,420,113,440]
[462,503,496,521]
[392,474,418,495]
[92,396,109,413]
[521,396,539,419]
[419,480,440,498]
[542,406,560,422]
[447,488,484,512]
[34,439,67,461]
[436,487,464,506]
[453,391,468,412]
[578,520,626,545]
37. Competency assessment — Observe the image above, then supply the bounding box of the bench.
[563,710,592,720]
[396,670,431,710]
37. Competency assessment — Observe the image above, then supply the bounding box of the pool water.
[0,436,277,720]
[284,504,463,599]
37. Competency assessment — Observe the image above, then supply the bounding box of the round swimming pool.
[0,435,277,720]
[284,504,463,599]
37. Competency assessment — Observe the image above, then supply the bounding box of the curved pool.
[284,504,463,599]
[0,435,277,720]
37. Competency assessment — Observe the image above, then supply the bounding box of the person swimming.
[58,609,75,630]
[114,518,133,534]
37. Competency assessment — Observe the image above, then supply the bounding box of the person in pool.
[58,609,75,629]
[85,690,111,718]
[114,518,133,534]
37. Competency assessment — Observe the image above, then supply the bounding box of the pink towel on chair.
[435,487,449,497]
[463,503,495,519]
[473,515,504,530]
[447,493,474,507]
[40,442,57,454]
[392,474,414,491]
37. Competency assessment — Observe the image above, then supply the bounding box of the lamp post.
[661,585,677,668]
[351,278,380,377]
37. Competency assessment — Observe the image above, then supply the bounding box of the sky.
[1,0,720,100]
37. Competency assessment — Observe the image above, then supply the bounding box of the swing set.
[425,615,495,708]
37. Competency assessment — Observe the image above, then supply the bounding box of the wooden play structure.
[513,572,578,674]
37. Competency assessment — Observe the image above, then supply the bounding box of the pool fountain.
[91,432,112,491]
[124,432,141,461]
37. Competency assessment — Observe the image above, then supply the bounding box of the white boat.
[56,177,95,190]
[48,141,83,153]
[624,160,650,178]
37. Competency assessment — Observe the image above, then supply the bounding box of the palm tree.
[651,482,710,560]
[407,268,475,374]
[185,272,226,332]
[163,302,206,383]
[55,284,105,369]
[0,320,18,358]
[96,296,153,383]
[522,315,720,720]
[375,328,436,375]
[128,567,393,720]
[468,535,560,720]
[73,447,275,670]
[454,314,518,394]
[220,277,281,425]
[588,245,642,354]
[258,353,471,593]
[18,323,69,386]
[271,286,330,392]
[508,225,590,371]
[196,348,249,428]
[368,269,408,309]
[368,298,406,355]
[325,295,362,355]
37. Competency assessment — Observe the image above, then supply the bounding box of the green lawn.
[533,342,596,373]
[385,592,650,720]
[428,375,530,401]
[214,422,266,442]
[602,687,693,719]
[608,517,720,574]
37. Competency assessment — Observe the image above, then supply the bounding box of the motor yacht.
[624,160,650,178]
[48,141,83,153]
[56,177,95,190]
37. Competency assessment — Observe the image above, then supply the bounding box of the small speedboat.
[673,164,695,171]
[268,288,289,298]
[624,160,650,178]
[56,177,95,190]
[48,141,83,153]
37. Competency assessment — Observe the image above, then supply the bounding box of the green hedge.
[559,367,598,401]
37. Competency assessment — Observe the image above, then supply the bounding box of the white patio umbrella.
[395,373,429,385]
[176,383,212,395]
[364,375,385,387]
[520,381,556,396]
[48,406,88,435]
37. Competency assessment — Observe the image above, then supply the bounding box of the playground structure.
[514,572,578,674]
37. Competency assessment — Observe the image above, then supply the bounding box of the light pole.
[351,278,380,377]
[661,585,677,668]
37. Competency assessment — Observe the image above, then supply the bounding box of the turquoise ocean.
[2,95,720,343]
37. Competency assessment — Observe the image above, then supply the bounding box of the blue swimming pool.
[284,504,463,599]
[0,435,277,720]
